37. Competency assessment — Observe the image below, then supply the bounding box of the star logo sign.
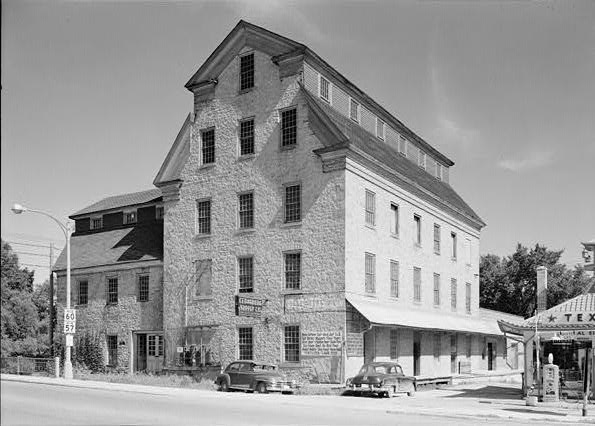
[548,314,557,323]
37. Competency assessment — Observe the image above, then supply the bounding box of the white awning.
[347,293,502,336]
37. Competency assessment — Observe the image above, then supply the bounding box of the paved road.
[1,380,540,426]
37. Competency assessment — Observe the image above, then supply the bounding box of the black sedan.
[345,362,416,398]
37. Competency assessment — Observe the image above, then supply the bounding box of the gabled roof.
[71,189,162,218]
[184,20,453,166]
[302,87,486,230]
[53,222,163,272]
[153,113,192,186]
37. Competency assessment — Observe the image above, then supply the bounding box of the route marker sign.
[64,308,76,334]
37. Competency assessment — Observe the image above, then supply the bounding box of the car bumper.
[347,384,390,393]
[267,383,296,392]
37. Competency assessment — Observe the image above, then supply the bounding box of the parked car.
[215,361,297,394]
[344,362,416,398]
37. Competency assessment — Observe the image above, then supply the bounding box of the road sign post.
[63,309,76,343]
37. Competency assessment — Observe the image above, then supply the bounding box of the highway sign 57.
[64,308,76,334]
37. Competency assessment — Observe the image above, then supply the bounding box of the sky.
[2,0,594,284]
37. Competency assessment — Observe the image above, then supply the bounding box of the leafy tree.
[480,243,593,318]
[1,240,50,356]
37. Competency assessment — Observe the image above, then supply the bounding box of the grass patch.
[74,369,216,391]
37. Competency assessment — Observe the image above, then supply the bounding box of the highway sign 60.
[64,308,76,334]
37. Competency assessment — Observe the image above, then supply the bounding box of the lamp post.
[11,203,73,379]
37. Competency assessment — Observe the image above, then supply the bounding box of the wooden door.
[450,334,457,373]
[487,342,494,371]
[147,334,163,373]
[136,334,147,372]
[413,332,421,376]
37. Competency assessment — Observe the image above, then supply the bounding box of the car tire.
[220,381,229,392]
[256,382,268,394]
[407,384,416,397]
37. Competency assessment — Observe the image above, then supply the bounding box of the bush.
[72,332,104,373]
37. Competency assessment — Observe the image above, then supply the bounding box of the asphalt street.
[1,380,541,426]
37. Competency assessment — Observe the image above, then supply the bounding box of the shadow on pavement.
[502,408,567,417]
[444,385,522,401]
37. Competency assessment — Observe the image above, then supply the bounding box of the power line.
[2,232,63,245]
[4,240,63,251]
[20,263,51,269]
[13,251,54,258]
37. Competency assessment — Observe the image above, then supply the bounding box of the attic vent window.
[239,53,255,91]
[399,135,407,156]
[123,211,137,225]
[435,162,443,180]
[350,99,360,123]
[376,118,385,141]
[319,75,330,103]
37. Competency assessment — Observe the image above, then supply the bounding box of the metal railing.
[1,356,59,377]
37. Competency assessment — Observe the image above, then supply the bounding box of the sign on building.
[235,295,265,317]
[63,308,76,334]
[301,331,342,356]
[347,332,364,357]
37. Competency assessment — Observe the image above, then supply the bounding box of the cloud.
[432,116,480,153]
[497,150,554,172]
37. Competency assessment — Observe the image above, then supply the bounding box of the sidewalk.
[2,374,594,424]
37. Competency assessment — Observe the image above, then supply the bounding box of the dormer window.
[435,162,443,180]
[156,206,164,221]
[350,99,360,123]
[239,53,254,91]
[90,216,103,230]
[319,75,330,103]
[399,135,407,156]
[123,210,137,225]
[418,151,426,170]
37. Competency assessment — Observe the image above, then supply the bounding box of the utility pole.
[49,243,55,356]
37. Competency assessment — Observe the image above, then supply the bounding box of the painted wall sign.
[235,295,265,317]
[301,331,342,356]
[284,293,344,313]
[542,312,595,325]
[346,332,364,357]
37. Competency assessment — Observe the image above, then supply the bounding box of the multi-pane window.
[284,252,301,290]
[365,190,375,226]
[284,325,300,362]
[319,75,330,102]
[156,206,164,220]
[399,135,407,156]
[201,129,215,165]
[195,259,212,297]
[451,232,457,259]
[414,214,422,245]
[138,275,149,302]
[433,273,440,306]
[390,260,399,298]
[238,192,254,229]
[239,119,255,156]
[90,217,102,230]
[433,333,441,359]
[451,278,457,311]
[284,184,301,223]
[239,53,254,91]
[434,224,441,254]
[365,253,376,294]
[148,335,156,356]
[196,199,211,235]
[466,335,472,358]
[436,162,442,180]
[465,282,471,314]
[107,277,118,304]
[350,98,360,122]
[158,335,164,356]
[390,203,399,236]
[123,211,136,225]
[413,267,421,302]
[78,280,88,305]
[107,335,118,366]
[376,118,385,140]
[238,256,254,293]
[281,108,297,147]
[390,329,398,360]
[238,327,253,360]
[418,151,426,169]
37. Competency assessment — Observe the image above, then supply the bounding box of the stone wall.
[163,46,346,382]
[55,262,163,370]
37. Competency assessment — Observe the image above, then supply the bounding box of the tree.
[1,240,49,356]
[480,243,593,318]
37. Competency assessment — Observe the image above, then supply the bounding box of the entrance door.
[147,334,163,372]
[450,334,457,373]
[413,332,421,376]
[487,342,495,371]
[136,334,147,371]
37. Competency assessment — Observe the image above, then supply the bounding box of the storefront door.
[136,334,147,371]
[413,332,421,376]
[487,342,495,371]
[147,334,163,372]
[450,334,457,373]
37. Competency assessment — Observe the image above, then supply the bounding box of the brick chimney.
[536,266,548,313]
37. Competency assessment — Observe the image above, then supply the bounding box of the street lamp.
[11,203,73,379]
